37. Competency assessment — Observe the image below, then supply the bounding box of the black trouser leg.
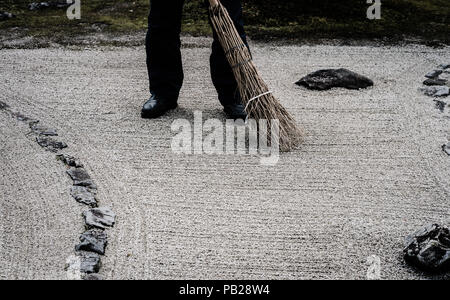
[209,0,249,106]
[146,0,185,102]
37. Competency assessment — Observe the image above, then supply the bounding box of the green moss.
[0,0,448,43]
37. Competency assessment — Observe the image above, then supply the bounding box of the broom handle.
[209,0,219,7]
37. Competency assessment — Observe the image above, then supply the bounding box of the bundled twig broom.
[209,0,303,151]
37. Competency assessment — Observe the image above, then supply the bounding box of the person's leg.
[146,0,185,102]
[208,0,249,107]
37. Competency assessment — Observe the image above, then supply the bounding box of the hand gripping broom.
[208,0,304,151]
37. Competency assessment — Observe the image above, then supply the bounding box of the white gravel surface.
[0,37,449,279]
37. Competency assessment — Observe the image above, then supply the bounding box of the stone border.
[0,100,115,280]
[417,63,450,155]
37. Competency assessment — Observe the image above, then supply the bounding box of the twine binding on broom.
[244,90,273,112]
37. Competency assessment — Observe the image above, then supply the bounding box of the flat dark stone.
[83,207,116,229]
[443,143,450,156]
[425,70,443,79]
[57,154,84,168]
[420,86,450,97]
[423,78,447,86]
[434,100,446,112]
[404,224,450,272]
[438,63,450,70]
[67,167,96,188]
[30,123,58,136]
[71,186,97,207]
[75,229,108,255]
[77,251,101,274]
[36,136,67,152]
[295,68,374,91]
[10,111,38,124]
[83,273,103,280]
[0,101,9,110]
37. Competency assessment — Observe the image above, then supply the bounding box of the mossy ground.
[0,0,448,45]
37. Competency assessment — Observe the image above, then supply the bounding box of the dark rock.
[67,167,96,188]
[77,251,101,274]
[83,207,116,229]
[438,64,450,70]
[36,136,67,152]
[57,154,84,168]
[28,1,71,11]
[83,273,103,280]
[443,143,450,156]
[10,111,38,124]
[404,224,450,272]
[295,68,374,91]
[0,12,15,21]
[425,70,443,79]
[423,78,447,86]
[434,100,446,112]
[71,186,97,207]
[30,123,58,136]
[420,86,450,97]
[75,229,108,255]
[0,101,9,110]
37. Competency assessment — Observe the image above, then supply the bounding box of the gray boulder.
[295,68,373,91]
[438,64,450,70]
[404,224,450,272]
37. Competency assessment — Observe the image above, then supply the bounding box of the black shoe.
[224,103,247,120]
[141,95,177,119]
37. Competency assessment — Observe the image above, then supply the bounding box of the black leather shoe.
[141,95,177,119]
[224,103,247,120]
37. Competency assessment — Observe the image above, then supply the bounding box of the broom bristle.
[210,3,304,152]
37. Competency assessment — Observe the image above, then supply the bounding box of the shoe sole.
[141,104,178,119]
